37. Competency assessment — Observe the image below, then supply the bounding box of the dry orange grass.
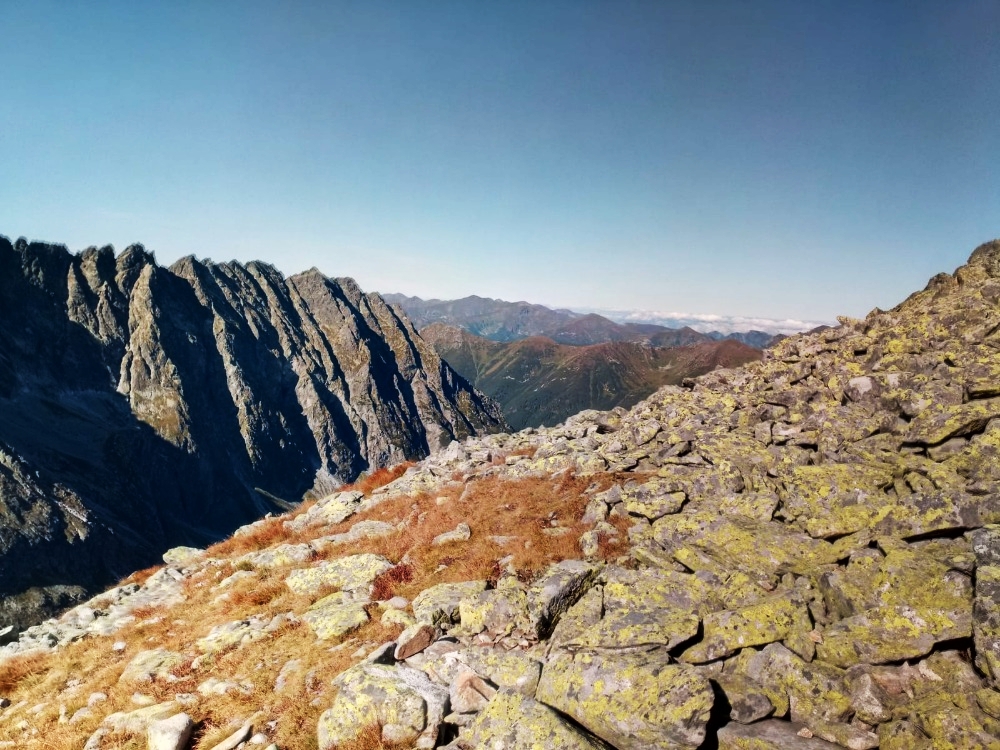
[370,563,414,601]
[335,725,408,750]
[346,462,415,496]
[0,465,638,750]
[0,651,48,694]
[122,563,164,586]
[205,461,416,559]
[206,515,295,558]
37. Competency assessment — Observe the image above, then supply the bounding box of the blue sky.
[1,1,997,324]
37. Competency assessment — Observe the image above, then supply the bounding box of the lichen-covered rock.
[974,527,1000,686]
[617,477,687,520]
[302,593,369,640]
[553,568,721,650]
[878,719,935,750]
[563,567,707,651]
[285,490,365,532]
[412,580,487,626]
[717,719,842,749]
[781,463,894,538]
[681,592,810,663]
[549,584,605,649]
[910,697,1000,749]
[527,560,599,637]
[731,643,852,724]
[317,663,448,750]
[195,613,277,653]
[536,648,713,749]
[238,542,314,568]
[652,511,842,589]
[285,554,393,596]
[817,604,971,667]
[161,546,204,566]
[457,646,543,697]
[457,581,529,637]
[806,716,879,750]
[712,674,775,724]
[460,687,611,749]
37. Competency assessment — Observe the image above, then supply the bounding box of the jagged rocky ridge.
[0,236,505,632]
[4,240,1000,749]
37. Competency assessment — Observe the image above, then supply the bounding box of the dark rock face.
[0,236,505,626]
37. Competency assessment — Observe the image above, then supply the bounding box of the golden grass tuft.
[344,462,415,496]
[0,651,49,694]
[122,563,164,586]
[333,724,408,750]
[370,563,414,601]
[206,515,292,558]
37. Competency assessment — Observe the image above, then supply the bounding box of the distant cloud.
[577,308,833,336]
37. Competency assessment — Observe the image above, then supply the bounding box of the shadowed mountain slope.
[0,236,505,629]
[420,322,762,429]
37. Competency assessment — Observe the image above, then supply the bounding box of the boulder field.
[3,239,1000,748]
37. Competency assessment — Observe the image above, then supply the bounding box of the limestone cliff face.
[0,236,505,628]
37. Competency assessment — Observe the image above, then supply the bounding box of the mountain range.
[420,322,761,430]
[0,236,504,630]
[2,240,1000,750]
[382,293,778,347]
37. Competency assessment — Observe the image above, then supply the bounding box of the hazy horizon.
[2,1,997,323]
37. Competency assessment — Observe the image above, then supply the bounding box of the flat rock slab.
[458,585,529,637]
[717,719,842,749]
[285,490,364,531]
[317,663,448,750]
[619,477,687,520]
[567,609,699,652]
[303,593,370,640]
[285,554,393,596]
[457,646,543,697]
[161,546,204,566]
[536,648,713,750]
[103,701,182,733]
[462,688,612,750]
[412,580,487,626]
[817,604,971,668]
[118,649,185,684]
[238,542,314,568]
[681,592,810,663]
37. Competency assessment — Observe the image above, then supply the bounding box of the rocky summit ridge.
[2,240,1000,749]
[0,236,505,632]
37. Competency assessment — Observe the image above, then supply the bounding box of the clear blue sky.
[1,0,997,323]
